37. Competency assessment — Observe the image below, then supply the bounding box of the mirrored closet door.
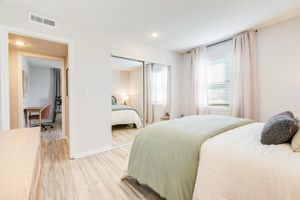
[110,55,171,147]
[111,56,144,147]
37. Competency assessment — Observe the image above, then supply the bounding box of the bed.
[124,115,252,200]
[0,127,41,200]
[124,115,300,200]
[111,96,142,128]
[193,122,300,200]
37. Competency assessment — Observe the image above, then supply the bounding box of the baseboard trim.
[70,146,112,159]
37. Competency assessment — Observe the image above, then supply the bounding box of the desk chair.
[29,105,53,131]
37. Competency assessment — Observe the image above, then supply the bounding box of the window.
[152,65,168,104]
[206,40,233,106]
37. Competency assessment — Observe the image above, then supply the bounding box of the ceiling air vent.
[29,13,56,28]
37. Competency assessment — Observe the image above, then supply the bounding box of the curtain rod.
[186,30,258,54]
[111,54,145,63]
[186,38,232,53]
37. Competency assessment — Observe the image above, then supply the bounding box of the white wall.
[181,15,300,121]
[28,66,51,107]
[128,67,143,118]
[257,16,300,122]
[0,2,183,158]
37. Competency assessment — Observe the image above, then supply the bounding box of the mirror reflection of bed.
[111,96,142,146]
[111,57,144,147]
[111,56,172,147]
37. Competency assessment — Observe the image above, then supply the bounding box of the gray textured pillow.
[261,111,298,145]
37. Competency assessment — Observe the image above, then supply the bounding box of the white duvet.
[111,110,142,128]
[193,123,300,200]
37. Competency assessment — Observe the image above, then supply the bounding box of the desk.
[24,107,43,127]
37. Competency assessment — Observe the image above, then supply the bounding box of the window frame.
[206,40,233,107]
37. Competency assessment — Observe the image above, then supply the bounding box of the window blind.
[206,40,233,106]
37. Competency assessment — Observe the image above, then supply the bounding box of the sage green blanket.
[127,115,252,200]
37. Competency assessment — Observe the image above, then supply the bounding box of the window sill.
[152,103,166,106]
[206,106,231,115]
[207,106,230,110]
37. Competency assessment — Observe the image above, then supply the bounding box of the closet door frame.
[110,55,146,127]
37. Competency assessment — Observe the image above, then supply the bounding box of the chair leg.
[41,125,47,131]
[41,124,53,130]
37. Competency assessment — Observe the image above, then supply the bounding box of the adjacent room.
[22,56,62,137]
[9,34,69,140]
[1,1,300,200]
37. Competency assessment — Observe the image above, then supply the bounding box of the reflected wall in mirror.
[111,56,144,147]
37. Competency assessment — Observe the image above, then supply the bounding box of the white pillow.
[291,115,300,152]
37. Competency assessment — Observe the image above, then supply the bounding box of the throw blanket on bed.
[112,105,138,113]
[126,115,253,200]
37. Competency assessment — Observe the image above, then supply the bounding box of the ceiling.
[111,57,143,71]
[3,0,300,52]
[9,33,68,57]
[24,56,62,69]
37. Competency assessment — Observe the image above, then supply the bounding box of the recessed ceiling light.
[151,32,158,38]
[12,40,28,47]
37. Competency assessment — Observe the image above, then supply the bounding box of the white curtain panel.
[190,47,208,115]
[151,64,171,119]
[231,31,257,120]
[144,63,171,125]
[165,66,171,115]
[144,64,154,124]
[152,64,168,104]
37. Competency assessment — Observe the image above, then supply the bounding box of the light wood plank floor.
[41,124,163,200]
[112,125,140,146]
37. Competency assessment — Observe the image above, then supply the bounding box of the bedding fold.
[111,104,139,113]
[126,115,252,200]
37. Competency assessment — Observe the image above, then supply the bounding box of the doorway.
[8,33,69,142]
[22,56,63,140]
